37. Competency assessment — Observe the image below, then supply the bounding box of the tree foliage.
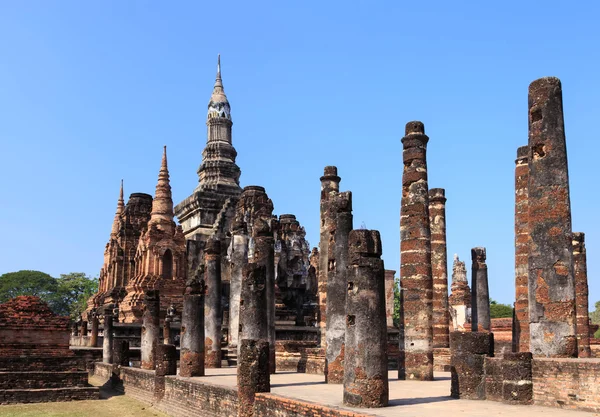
[490,299,513,319]
[50,273,99,318]
[0,270,98,318]
[590,301,600,338]
[0,270,57,303]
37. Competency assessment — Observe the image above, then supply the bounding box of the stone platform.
[190,368,585,416]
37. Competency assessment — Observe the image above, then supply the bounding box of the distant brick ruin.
[0,296,99,404]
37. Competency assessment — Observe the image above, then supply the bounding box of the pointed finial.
[217,54,221,80]
[111,179,125,237]
[162,145,167,169]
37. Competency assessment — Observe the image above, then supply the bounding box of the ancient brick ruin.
[0,296,99,404]
[5,59,600,416]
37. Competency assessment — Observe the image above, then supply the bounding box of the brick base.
[0,387,99,404]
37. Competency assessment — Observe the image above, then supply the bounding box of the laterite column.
[141,290,160,370]
[326,191,352,384]
[253,219,276,373]
[102,310,114,364]
[237,339,270,417]
[471,247,490,332]
[429,188,449,348]
[229,220,248,348]
[573,232,591,358]
[205,238,222,367]
[239,263,268,350]
[90,311,99,347]
[180,273,205,377]
[514,146,530,352]
[399,121,434,381]
[343,229,388,408]
[319,166,340,347]
[527,77,576,357]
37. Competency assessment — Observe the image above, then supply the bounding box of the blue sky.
[0,1,598,307]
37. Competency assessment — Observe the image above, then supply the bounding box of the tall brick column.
[252,218,277,373]
[102,310,114,364]
[471,248,490,332]
[326,191,353,384]
[319,166,340,348]
[399,121,434,381]
[429,188,449,348]
[237,339,270,417]
[573,232,591,358]
[141,290,160,370]
[343,230,388,408]
[180,271,205,377]
[229,220,248,348]
[514,146,530,352]
[205,238,222,368]
[384,270,396,328]
[90,311,99,347]
[239,263,268,350]
[527,77,576,357]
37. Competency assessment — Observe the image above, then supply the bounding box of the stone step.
[0,371,89,390]
[0,386,100,405]
[275,320,296,326]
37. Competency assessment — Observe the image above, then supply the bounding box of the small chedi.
[9,58,597,416]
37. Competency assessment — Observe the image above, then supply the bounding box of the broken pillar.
[102,309,114,364]
[155,344,177,377]
[155,343,177,401]
[343,229,388,408]
[239,263,268,351]
[399,121,434,381]
[205,237,222,368]
[527,77,577,357]
[501,352,533,404]
[237,339,270,417]
[90,311,99,347]
[229,220,248,348]
[471,247,490,332]
[319,166,340,348]
[180,268,206,377]
[514,145,530,352]
[384,270,396,328]
[429,188,449,348]
[573,232,591,358]
[326,191,353,384]
[450,331,494,400]
[141,289,160,370]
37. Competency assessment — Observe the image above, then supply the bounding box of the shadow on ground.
[388,395,455,406]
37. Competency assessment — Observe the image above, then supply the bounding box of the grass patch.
[0,377,167,417]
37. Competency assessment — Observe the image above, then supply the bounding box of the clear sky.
[1,1,598,307]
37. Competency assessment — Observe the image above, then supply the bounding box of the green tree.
[490,299,513,318]
[590,301,600,338]
[0,270,98,318]
[0,270,57,303]
[50,273,98,318]
[393,276,401,327]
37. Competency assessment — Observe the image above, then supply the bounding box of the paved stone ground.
[193,368,594,416]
